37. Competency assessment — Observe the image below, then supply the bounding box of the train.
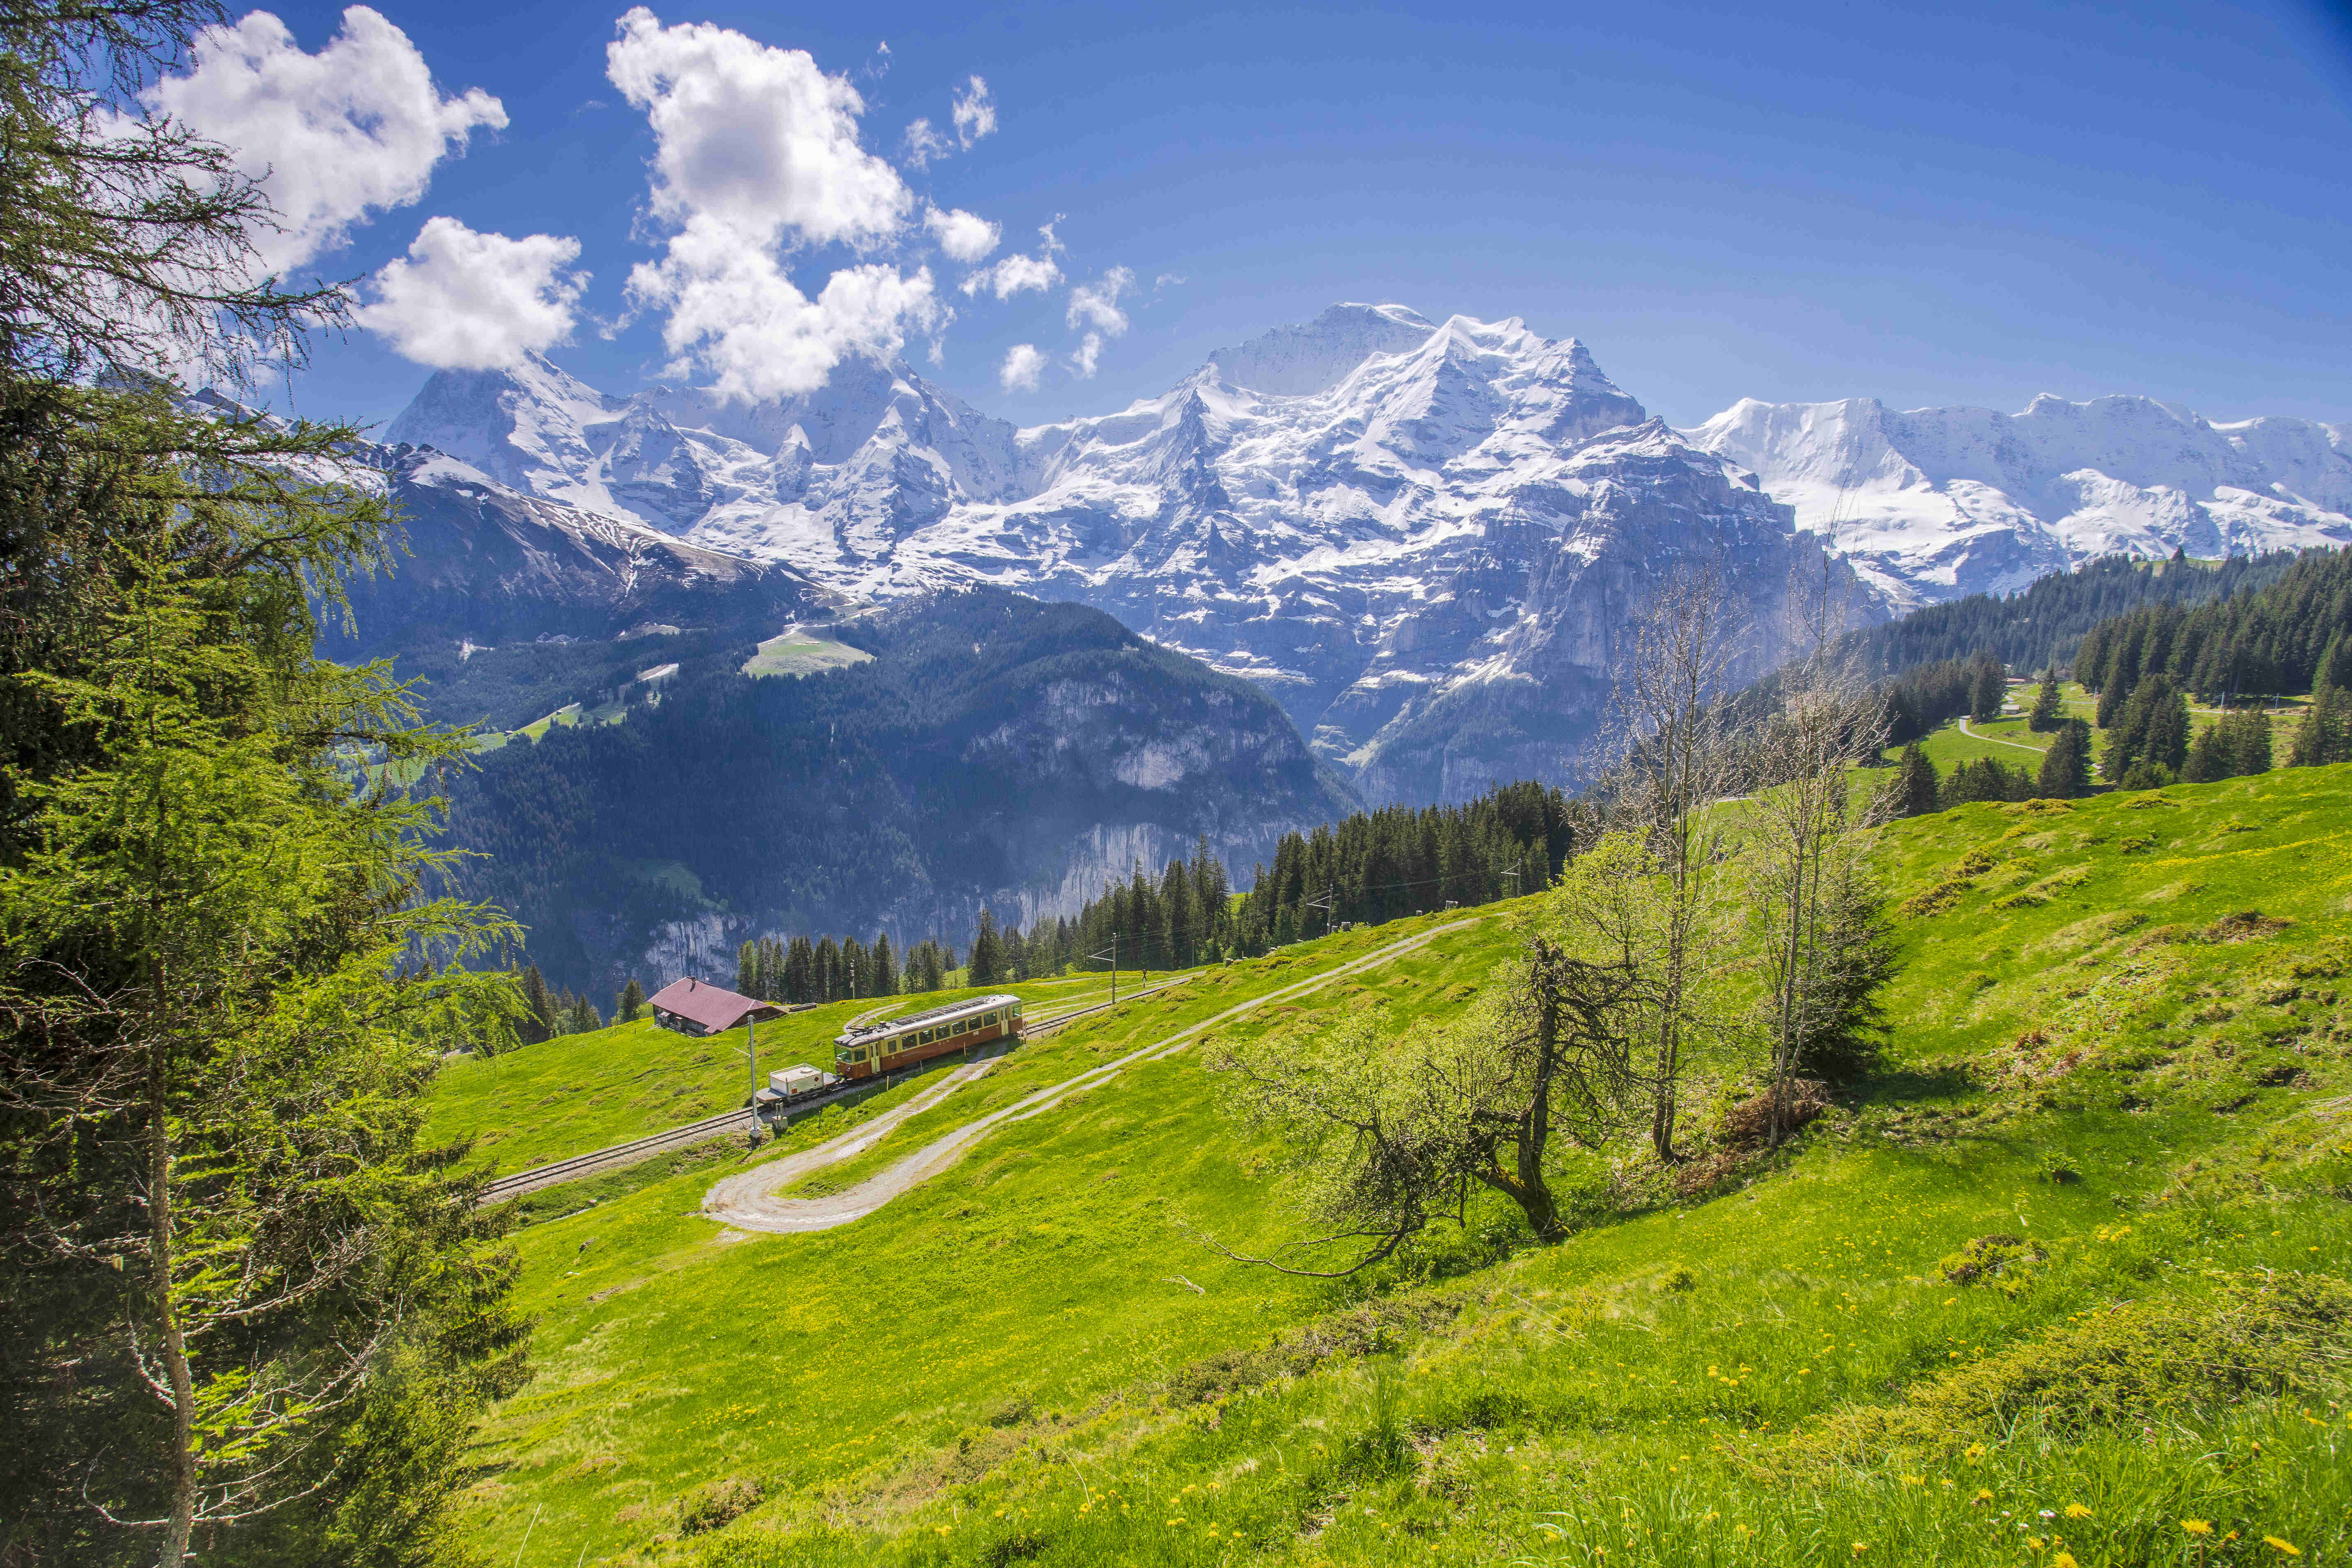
[832,992,1025,1080]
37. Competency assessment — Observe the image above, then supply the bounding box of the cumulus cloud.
[1069,331,1104,379]
[608,7,908,249]
[1066,265,1134,334]
[609,11,950,399]
[903,72,996,167]
[627,220,944,400]
[998,342,1045,392]
[961,250,1061,299]
[958,216,1062,299]
[139,6,505,276]
[356,217,586,370]
[924,205,1000,263]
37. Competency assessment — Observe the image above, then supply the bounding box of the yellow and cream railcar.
[833,993,1023,1080]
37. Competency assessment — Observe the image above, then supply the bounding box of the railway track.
[476,1107,759,1206]
[473,976,1196,1207]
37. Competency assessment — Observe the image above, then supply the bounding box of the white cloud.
[139,6,505,276]
[609,11,948,400]
[356,217,586,370]
[998,343,1045,391]
[1068,331,1104,379]
[903,72,996,167]
[607,7,908,249]
[902,116,953,167]
[1067,266,1134,334]
[924,205,1000,263]
[961,250,1061,299]
[626,218,944,400]
[951,76,997,146]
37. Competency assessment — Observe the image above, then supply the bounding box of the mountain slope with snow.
[386,305,1851,802]
[1683,395,2352,606]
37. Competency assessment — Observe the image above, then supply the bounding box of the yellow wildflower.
[2065,1504,2093,1519]
[2183,1520,2214,1536]
[1972,1488,1994,1504]
[2264,1539,2302,1558]
[1964,1442,1987,1460]
[2053,1554,2079,1568]
[1899,1475,1924,1486]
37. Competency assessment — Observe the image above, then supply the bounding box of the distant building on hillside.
[646,977,784,1037]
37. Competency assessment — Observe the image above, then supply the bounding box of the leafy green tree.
[2026,671,2064,731]
[2036,720,2092,799]
[618,977,647,1022]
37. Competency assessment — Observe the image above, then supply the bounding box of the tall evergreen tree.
[2026,671,2064,731]
[969,910,1000,986]
[1892,742,1939,816]
[519,964,556,1045]
[2036,720,2092,799]
[1968,657,2007,722]
[2289,684,2351,766]
[873,932,899,995]
[618,977,647,1022]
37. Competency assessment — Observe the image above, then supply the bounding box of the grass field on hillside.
[439,766,2352,1568]
[427,976,1129,1174]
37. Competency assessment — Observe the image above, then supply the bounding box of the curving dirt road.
[703,917,1481,1235]
[1957,716,2048,754]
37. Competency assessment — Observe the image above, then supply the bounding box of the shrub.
[1938,1232,2046,1287]
[677,1476,763,1535]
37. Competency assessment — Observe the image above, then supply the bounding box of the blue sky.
[210,0,2352,431]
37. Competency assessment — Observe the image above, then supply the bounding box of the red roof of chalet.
[646,977,782,1033]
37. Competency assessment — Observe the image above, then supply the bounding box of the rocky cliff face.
[389,306,1864,801]
[340,448,842,658]
[444,590,1359,993]
[1683,395,2352,607]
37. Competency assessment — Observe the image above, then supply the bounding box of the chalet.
[645,977,784,1037]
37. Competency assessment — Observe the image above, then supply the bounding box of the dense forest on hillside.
[446,588,1356,993]
[724,781,1580,1002]
[1842,549,2304,677]
[2076,545,2352,703]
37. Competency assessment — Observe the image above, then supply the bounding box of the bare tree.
[1202,947,1647,1271]
[1743,558,1897,1140]
[1596,563,1747,1162]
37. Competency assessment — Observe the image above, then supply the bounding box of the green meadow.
[435,759,2352,1568]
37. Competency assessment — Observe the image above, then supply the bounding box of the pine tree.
[873,933,899,995]
[1893,742,1939,816]
[1969,657,2006,723]
[738,939,759,998]
[2181,723,2230,783]
[2036,721,2091,798]
[970,909,1000,986]
[618,977,647,1022]
[2026,671,2064,731]
[520,964,556,1045]
[2288,684,2351,767]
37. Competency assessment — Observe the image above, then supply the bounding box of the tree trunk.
[145,978,196,1568]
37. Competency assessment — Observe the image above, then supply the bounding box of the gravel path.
[1958,716,2048,754]
[702,917,1481,1235]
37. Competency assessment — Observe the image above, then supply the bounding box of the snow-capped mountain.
[1683,395,2352,607]
[388,305,1850,803]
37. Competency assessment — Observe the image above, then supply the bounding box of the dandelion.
[1972,1489,1995,1504]
[1900,1475,1924,1487]
[1964,1442,1987,1460]
[2053,1554,2079,1568]
[1851,1544,1868,1555]
[2183,1520,2214,1536]
[2263,1539,2302,1558]
[2065,1504,2093,1519]
[2026,1538,2044,1552]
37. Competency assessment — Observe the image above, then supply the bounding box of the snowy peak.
[1207,302,1438,395]
[1684,392,2352,605]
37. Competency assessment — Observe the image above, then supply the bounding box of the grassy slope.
[440,763,2352,1568]
[439,915,1515,1564]
[427,976,1133,1175]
